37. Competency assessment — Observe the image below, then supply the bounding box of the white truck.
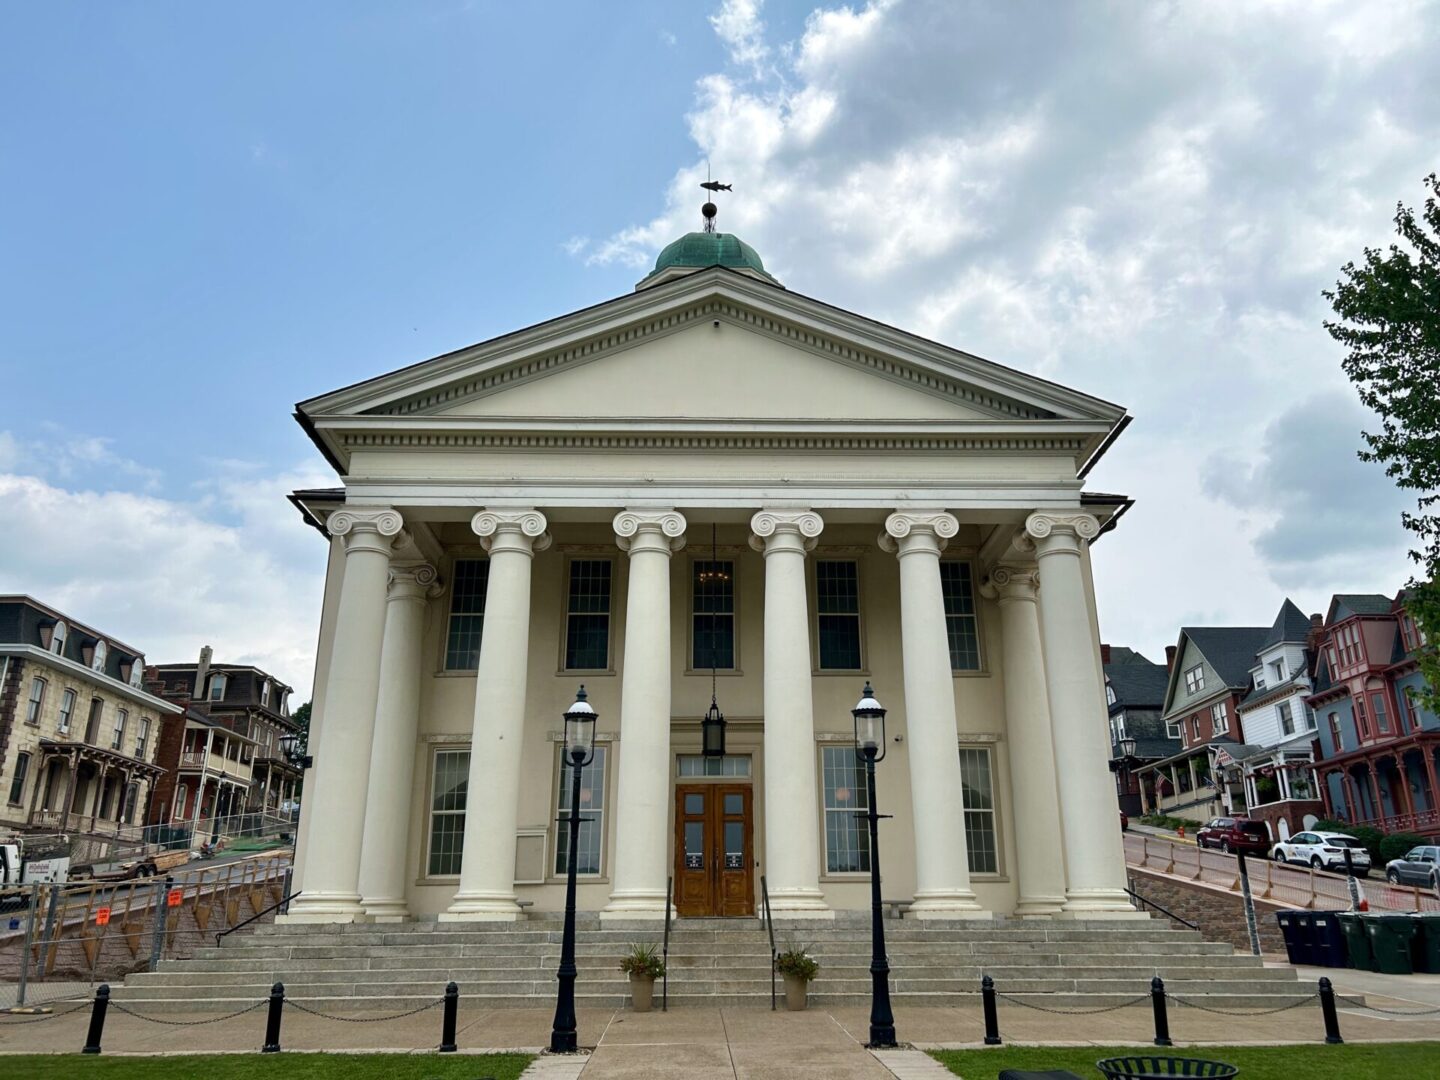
[1,836,72,912]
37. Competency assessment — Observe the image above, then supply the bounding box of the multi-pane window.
[135,717,151,759]
[1372,693,1390,733]
[92,640,107,672]
[816,561,862,670]
[27,678,47,725]
[8,752,30,805]
[554,745,608,876]
[1210,701,1228,735]
[112,709,128,750]
[260,680,271,707]
[50,621,67,655]
[1278,701,1295,737]
[677,755,751,777]
[208,674,227,701]
[821,746,869,873]
[940,561,981,671]
[445,559,490,670]
[692,560,736,670]
[1335,624,1363,669]
[427,749,469,876]
[1354,696,1371,739]
[1328,712,1343,752]
[959,747,998,874]
[1184,666,1205,694]
[564,560,613,669]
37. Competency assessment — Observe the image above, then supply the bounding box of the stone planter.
[630,973,656,1013]
[783,973,809,1011]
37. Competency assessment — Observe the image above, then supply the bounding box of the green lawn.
[1,1052,534,1080]
[930,1042,1435,1080]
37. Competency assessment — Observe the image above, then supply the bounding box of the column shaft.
[604,510,685,919]
[984,566,1067,916]
[1025,512,1134,915]
[358,563,436,921]
[283,508,404,923]
[883,512,983,918]
[751,510,829,917]
[444,510,548,920]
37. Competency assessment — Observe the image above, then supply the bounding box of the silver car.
[1385,845,1440,888]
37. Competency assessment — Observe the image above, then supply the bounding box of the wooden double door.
[674,783,754,917]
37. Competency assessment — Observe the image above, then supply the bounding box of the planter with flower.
[619,942,666,1012]
[774,945,819,1011]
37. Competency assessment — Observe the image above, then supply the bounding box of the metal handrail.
[1124,881,1199,932]
[662,875,672,1012]
[215,890,301,946]
[760,874,776,1011]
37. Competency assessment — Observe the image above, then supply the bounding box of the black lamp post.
[551,685,596,1054]
[853,682,897,1049]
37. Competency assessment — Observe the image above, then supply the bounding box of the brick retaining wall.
[1129,866,1291,956]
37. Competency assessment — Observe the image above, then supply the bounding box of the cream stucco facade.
[282,254,1138,924]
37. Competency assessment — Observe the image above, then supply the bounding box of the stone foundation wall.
[1129,866,1290,956]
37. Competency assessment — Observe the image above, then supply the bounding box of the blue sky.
[3,1,1437,693]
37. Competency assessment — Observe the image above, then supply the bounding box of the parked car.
[1196,816,1271,854]
[1270,831,1371,876]
[1384,845,1440,888]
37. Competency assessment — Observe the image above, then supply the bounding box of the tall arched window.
[50,621,68,655]
[91,640,108,672]
[129,658,145,688]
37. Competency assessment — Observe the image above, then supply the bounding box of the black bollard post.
[1150,976,1172,1047]
[981,975,1002,1046]
[261,982,285,1054]
[439,981,459,1053]
[81,983,110,1055]
[1319,976,1344,1045]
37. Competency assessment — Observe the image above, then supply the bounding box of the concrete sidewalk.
[2,991,1438,1078]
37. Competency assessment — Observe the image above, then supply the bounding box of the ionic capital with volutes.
[1016,512,1100,557]
[980,564,1041,602]
[748,509,823,555]
[387,562,442,603]
[879,510,958,557]
[329,508,406,557]
[472,509,551,557]
[614,509,687,555]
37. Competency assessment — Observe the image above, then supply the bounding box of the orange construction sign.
[166,888,183,908]
[95,907,111,926]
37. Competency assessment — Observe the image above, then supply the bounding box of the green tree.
[290,701,311,763]
[1324,173,1440,712]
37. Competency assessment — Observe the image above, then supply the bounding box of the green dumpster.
[1337,911,1375,971]
[1412,913,1440,975]
[1363,914,1418,975]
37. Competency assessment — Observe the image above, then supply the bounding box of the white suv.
[1271,831,1371,876]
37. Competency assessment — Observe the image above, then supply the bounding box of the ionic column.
[358,562,440,921]
[750,510,830,918]
[603,509,686,919]
[881,511,983,918]
[444,510,550,921]
[1021,512,1133,915]
[981,565,1067,916]
[284,508,404,923]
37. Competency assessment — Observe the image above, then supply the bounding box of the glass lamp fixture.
[1119,736,1137,760]
[563,685,597,768]
[852,682,887,763]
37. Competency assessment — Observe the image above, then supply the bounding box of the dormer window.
[91,640,108,672]
[208,673,227,702]
[1269,659,1286,683]
[50,621,68,655]
[129,659,145,688]
[260,679,271,708]
[1105,684,1116,706]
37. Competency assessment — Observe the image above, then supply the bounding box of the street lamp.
[852,682,896,1049]
[551,685,597,1054]
[1119,737,1137,760]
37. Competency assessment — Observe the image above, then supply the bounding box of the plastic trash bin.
[1310,911,1348,968]
[1337,911,1375,971]
[1363,913,1418,975]
[1275,910,1308,965]
[1412,912,1440,975]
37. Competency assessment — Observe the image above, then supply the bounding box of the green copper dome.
[644,232,777,283]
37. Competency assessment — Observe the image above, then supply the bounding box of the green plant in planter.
[619,942,666,979]
[774,944,820,982]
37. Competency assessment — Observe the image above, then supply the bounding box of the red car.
[1196,816,1271,855]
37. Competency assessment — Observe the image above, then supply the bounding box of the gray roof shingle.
[1261,598,1313,649]
[1182,626,1271,688]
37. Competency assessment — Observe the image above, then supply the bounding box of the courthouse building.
[283,224,1138,924]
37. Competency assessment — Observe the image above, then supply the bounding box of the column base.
[361,897,411,922]
[277,891,366,924]
[600,890,668,920]
[768,888,833,919]
[440,892,526,921]
[1060,889,1148,918]
[1012,897,1068,918]
[907,891,991,920]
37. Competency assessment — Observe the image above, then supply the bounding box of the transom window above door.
[677,754,751,778]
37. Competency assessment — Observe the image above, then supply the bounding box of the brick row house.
[148,647,302,830]
[0,596,180,840]
[1309,593,1439,837]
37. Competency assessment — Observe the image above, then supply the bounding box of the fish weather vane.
[700,164,731,233]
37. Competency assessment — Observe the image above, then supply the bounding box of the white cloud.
[585,0,1435,658]
[0,448,333,696]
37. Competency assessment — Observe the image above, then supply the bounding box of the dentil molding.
[613,509,687,553]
